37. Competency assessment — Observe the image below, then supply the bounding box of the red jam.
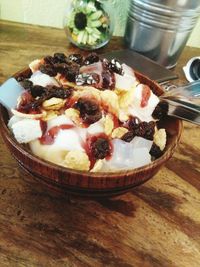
[141,85,151,108]
[39,124,75,145]
[111,113,120,128]
[17,91,37,113]
[64,97,77,109]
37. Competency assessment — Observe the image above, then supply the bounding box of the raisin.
[134,121,155,140]
[48,86,73,99]
[20,79,33,90]
[31,85,46,98]
[54,63,69,75]
[150,143,163,159]
[121,131,135,142]
[127,116,140,130]
[108,59,124,75]
[39,64,57,77]
[16,76,25,82]
[152,101,169,120]
[91,137,110,159]
[65,68,78,82]
[102,70,112,89]
[44,56,56,65]
[68,54,83,65]
[84,53,99,65]
[67,64,80,82]
[74,98,102,124]
[53,53,67,63]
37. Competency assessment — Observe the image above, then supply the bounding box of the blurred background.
[0,0,199,48]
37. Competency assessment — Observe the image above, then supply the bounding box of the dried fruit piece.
[84,53,99,65]
[65,63,79,82]
[54,53,67,63]
[39,64,57,77]
[101,70,115,89]
[44,56,56,65]
[63,150,90,171]
[20,79,33,90]
[73,97,102,124]
[108,59,124,75]
[127,121,155,140]
[30,85,46,98]
[91,137,111,159]
[127,116,140,129]
[111,127,128,139]
[68,54,83,65]
[152,101,169,120]
[55,62,79,82]
[150,143,163,158]
[121,130,135,142]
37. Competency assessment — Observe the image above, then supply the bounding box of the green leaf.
[77,31,85,43]
[90,20,102,28]
[89,10,103,21]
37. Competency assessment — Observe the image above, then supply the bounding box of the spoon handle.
[163,80,200,99]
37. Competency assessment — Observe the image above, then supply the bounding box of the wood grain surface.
[0,20,200,267]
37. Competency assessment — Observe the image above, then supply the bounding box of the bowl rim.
[0,66,183,179]
[0,109,182,178]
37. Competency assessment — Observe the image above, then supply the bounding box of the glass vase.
[63,0,114,50]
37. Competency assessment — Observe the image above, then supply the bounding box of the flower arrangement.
[64,0,112,49]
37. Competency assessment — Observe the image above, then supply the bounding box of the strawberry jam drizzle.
[141,85,151,108]
[17,91,40,113]
[39,123,75,145]
[111,113,119,128]
[64,97,77,109]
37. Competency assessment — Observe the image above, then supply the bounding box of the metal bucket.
[124,0,200,68]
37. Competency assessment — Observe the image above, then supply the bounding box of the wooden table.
[0,20,200,267]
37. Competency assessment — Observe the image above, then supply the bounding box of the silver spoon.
[160,80,200,125]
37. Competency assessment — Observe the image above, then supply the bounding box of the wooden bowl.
[0,68,182,197]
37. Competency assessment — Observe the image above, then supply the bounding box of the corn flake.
[90,160,103,172]
[101,90,119,115]
[11,109,46,119]
[104,114,114,136]
[119,86,136,109]
[76,87,101,102]
[42,97,66,110]
[65,108,80,124]
[63,150,90,171]
[111,127,128,139]
[42,110,58,121]
[153,128,166,151]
